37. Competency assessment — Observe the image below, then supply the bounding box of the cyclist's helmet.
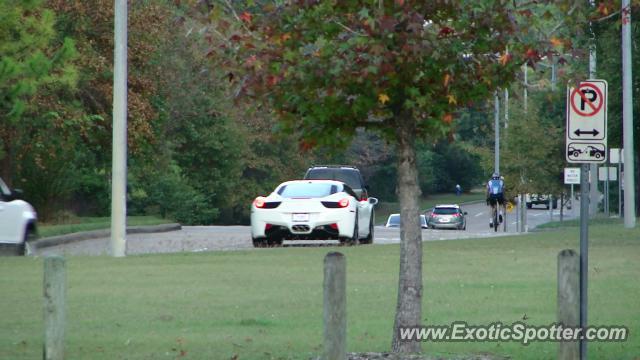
[491,172,500,180]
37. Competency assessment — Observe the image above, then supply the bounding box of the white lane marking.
[475,212,484,217]
[533,213,543,217]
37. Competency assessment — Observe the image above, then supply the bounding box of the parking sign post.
[566,79,607,360]
[579,163,589,360]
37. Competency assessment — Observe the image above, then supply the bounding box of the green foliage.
[0,0,80,219]
[131,165,219,225]
[214,1,590,147]
[366,141,483,201]
[0,1,77,123]
[501,94,565,196]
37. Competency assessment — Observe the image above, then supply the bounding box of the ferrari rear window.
[305,169,361,189]
[278,183,338,198]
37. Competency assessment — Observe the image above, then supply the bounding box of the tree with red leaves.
[211,0,590,353]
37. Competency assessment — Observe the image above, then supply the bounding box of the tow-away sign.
[566,80,607,163]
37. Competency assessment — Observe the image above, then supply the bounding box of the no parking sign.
[566,80,608,163]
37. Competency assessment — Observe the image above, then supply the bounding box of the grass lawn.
[376,191,485,225]
[536,216,624,230]
[1,223,638,359]
[38,216,173,238]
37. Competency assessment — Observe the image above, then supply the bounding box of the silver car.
[426,204,467,230]
[385,213,428,229]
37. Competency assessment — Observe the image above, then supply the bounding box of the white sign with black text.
[564,167,581,184]
[566,80,608,163]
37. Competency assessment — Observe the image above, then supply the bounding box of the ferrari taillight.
[338,198,350,208]
[253,197,266,208]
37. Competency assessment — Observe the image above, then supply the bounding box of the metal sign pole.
[516,195,520,232]
[618,149,622,216]
[579,163,589,360]
[571,184,575,215]
[622,0,636,228]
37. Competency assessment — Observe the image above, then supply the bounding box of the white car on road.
[0,177,37,255]
[250,180,378,247]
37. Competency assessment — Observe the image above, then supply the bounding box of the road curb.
[30,223,182,249]
[458,199,486,206]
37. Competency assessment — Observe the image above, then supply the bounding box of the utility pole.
[523,64,528,114]
[621,0,636,228]
[588,2,599,219]
[504,89,509,130]
[110,0,128,257]
[494,90,500,174]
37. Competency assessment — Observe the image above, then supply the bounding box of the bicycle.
[489,201,507,232]
[491,203,499,232]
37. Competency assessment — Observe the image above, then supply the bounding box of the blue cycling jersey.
[488,179,504,195]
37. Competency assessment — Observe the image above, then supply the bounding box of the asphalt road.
[33,201,578,257]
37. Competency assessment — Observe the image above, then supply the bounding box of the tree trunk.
[391,117,423,353]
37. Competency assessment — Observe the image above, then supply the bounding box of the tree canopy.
[209,0,595,352]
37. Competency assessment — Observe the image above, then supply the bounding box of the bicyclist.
[486,173,505,227]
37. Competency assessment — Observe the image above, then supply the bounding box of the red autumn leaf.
[239,11,252,23]
[438,26,454,37]
[597,3,610,16]
[379,16,397,32]
[299,139,317,151]
[525,48,539,61]
[266,75,279,86]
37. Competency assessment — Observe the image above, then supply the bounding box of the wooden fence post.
[558,249,579,360]
[323,252,346,360]
[44,256,66,360]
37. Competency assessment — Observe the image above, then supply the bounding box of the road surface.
[33,201,577,256]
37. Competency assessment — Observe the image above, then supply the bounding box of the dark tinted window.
[342,184,358,199]
[433,207,459,215]
[278,183,338,198]
[305,169,362,189]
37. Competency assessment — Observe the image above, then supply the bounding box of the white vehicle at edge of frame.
[250,180,378,247]
[0,177,37,256]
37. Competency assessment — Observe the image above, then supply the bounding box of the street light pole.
[621,0,636,228]
[494,90,500,175]
[588,42,599,218]
[110,0,128,257]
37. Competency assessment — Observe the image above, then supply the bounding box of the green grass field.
[38,216,173,238]
[376,192,485,225]
[1,223,638,359]
[536,216,624,230]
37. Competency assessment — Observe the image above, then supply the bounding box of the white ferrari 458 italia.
[250,180,378,247]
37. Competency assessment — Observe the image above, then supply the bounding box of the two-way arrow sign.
[574,129,600,137]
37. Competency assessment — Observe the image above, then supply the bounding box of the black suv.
[303,165,369,200]
[526,194,558,209]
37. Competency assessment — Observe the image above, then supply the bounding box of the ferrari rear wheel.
[253,236,283,248]
[361,215,374,245]
[252,237,268,248]
[268,236,283,247]
[340,216,359,246]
